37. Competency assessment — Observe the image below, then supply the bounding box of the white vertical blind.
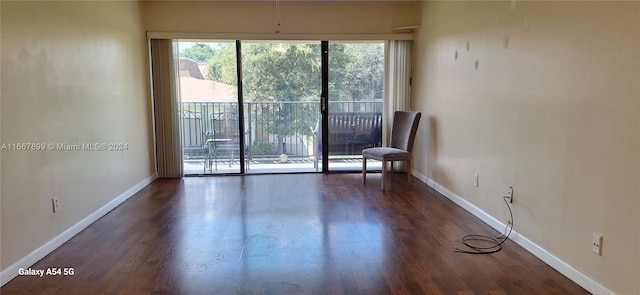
[384,40,413,139]
[385,40,412,113]
[150,39,183,178]
[384,40,413,171]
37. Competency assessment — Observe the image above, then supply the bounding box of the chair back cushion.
[389,111,421,152]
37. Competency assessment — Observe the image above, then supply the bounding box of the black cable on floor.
[454,195,514,254]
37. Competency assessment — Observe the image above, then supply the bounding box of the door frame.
[320,41,329,173]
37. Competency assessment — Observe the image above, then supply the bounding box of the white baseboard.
[0,174,156,286]
[411,170,615,295]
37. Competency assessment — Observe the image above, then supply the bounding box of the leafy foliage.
[329,43,384,102]
[207,45,237,84]
[242,43,321,139]
[251,140,275,156]
[204,42,384,102]
[180,43,216,63]
[194,41,384,142]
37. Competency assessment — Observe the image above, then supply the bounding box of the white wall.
[412,1,640,294]
[1,0,154,277]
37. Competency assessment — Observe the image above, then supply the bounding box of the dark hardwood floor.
[2,173,589,294]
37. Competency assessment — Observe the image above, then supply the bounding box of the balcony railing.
[180,100,383,161]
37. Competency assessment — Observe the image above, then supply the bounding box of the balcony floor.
[184,156,382,175]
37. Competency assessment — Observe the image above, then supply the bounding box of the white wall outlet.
[592,234,602,255]
[474,174,479,187]
[507,186,514,203]
[52,197,60,213]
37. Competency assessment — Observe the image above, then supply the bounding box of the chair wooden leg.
[381,160,387,190]
[407,160,412,186]
[362,157,367,184]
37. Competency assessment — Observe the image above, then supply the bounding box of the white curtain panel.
[150,39,183,178]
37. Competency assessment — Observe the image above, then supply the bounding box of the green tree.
[207,44,237,84]
[346,43,384,100]
[205,42,384,153]
[180,43,216,63]
[242,43,321,102]
[207,42,384,102]
[330,43,384,102]
[242,43,321,150]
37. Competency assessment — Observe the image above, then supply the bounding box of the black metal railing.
[179,100,383,159]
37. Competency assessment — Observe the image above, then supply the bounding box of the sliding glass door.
[242,41,322,173]
[176,40,385,175]
[327,42,384,171]
[177,41,242,175]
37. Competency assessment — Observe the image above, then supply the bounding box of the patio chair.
[362,111,421,190]
[205,110,250,171]
[179,110,207,159]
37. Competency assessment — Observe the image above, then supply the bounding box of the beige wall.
[141,1,420,35]
[412,1,639,294]
[1,1,154,272]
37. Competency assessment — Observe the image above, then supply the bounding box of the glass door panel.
[242,41,321,173]
[177,41,242,175]
[327,42,384,171]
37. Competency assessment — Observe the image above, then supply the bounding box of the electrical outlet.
[507,186,514,203]
[52,197,60,213]
[592,234,602,255]
[474,174,479,187]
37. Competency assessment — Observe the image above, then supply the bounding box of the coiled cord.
[455,195,514,254]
